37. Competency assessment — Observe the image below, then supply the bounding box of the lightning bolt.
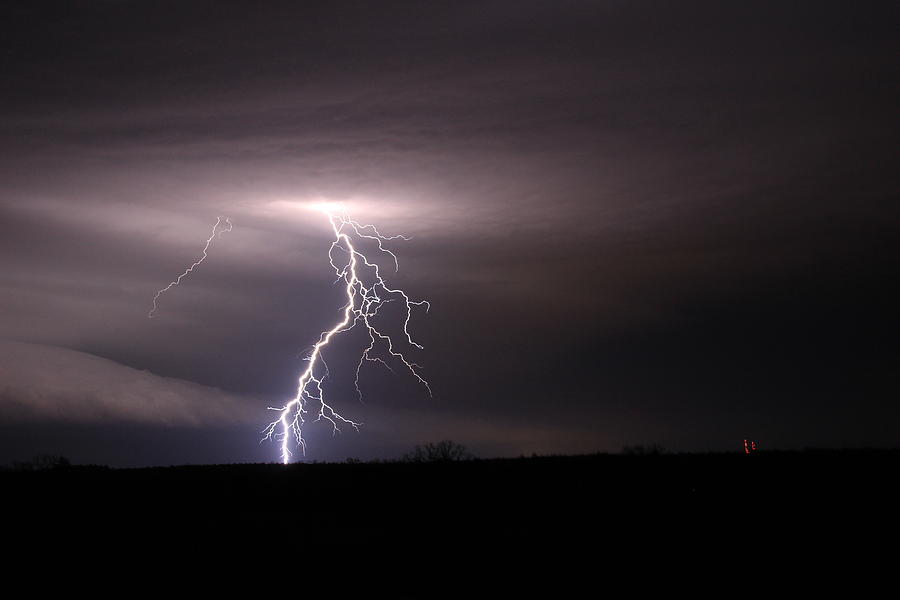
[148,216,232,318]
[262,208,430,464]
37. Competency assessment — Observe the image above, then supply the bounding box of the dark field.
[6,450,896,548]
[4,449,895,593]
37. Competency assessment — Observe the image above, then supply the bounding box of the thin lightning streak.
[262,208,430,464]
[148,216,232,318]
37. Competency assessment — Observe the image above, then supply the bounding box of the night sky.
[1,1,898,466]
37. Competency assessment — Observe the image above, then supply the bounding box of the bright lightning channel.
[262,208,430,464]
[148,216,232,318]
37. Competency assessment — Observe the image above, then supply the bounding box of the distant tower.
[743,439,760,454]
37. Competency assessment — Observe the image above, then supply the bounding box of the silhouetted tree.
[12,454,71,471]
[402,440,473,462]
[621,444,667,456]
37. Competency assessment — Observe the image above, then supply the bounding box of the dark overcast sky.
[1,1,898,466]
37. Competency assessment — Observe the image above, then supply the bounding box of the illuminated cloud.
[0,341,259,426]
[0,2,896,464]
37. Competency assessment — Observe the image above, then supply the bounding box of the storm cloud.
[0,340,259,425]
[1,1,898,464]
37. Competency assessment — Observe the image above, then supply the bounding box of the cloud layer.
[1,2,897,463]
[0,340,259,425]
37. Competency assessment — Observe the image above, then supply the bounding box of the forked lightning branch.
[148,207,430,463]
[149,216,232,319]
[261,207,431,464]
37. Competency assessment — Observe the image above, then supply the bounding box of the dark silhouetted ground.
[3,449,895,591]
